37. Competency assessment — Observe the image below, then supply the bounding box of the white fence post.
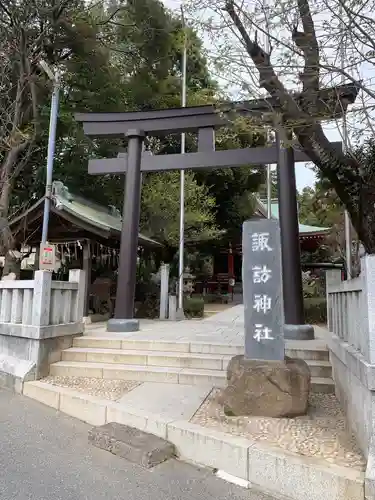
[31,271,52,326]
[159,264,170,320]
[361,255,375,363]
[168,295,177,321]
[69,269,86,322]
[326,269,342,333]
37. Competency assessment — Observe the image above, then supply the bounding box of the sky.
[161,0,346,192]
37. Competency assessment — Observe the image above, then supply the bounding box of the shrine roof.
[10,182,163,249]
[257,198,330,237]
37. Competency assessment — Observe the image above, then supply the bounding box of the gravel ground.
[192,389,366,470]
[43,376,140,401]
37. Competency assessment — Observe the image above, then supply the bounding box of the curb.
[23,381,365,500]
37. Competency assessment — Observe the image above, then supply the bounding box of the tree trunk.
[356,189,375,254]
[3,251,21,279]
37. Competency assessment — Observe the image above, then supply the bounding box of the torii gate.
[76,86,355,337]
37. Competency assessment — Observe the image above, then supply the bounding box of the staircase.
[48,334,334,393]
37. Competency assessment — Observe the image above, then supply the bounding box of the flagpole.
[177,5,187,316]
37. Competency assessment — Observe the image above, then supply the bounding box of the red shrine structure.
[199,197,330,296]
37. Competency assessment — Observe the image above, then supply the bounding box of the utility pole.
[40,60,60,244]
[177,5,187,317]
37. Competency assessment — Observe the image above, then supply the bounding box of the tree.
[0,0,115,246]
[297,179,362,273]
[44,0,264,249]
[140,171,220,246]
[185,0,375,253]
[3,0,265,255]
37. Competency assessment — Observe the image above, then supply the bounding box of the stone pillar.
[31,270,52,326]
[325,268,342,333]
[69,269,86,323]
[168,295,177,321]
[159,264,170,320]
[361,255,375,363]
[242,219,284,361]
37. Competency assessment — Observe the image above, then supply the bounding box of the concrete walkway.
[86,304,244,343]
[85,304,326,351]
[0,389,274,500]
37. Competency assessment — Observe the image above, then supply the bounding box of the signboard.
[39,242,56,271]
[242,219,284,361]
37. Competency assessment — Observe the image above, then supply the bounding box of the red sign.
[39,243,56,271]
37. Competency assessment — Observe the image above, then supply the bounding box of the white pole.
[178,6,187,314]
[340,8,352,278]
[266,163,272,218]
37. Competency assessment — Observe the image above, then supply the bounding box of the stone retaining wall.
[326,255,375,499]
[0,269,85,391]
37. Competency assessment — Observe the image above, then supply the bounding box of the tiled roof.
[52,182,163,248]
[256,198,330,235]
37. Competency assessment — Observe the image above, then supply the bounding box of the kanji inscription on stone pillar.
[242,219,284,360]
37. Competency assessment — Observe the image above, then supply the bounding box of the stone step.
[303,359,332,378]
[285,347,329,361]
[50,361,227,386]
[73,336,329,360]
[62,348,226,371]
[310,377,335,394]
[62,347,332,378]
[49,360,334,393]
[73,336,244,355]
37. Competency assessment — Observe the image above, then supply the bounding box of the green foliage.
[183,296,205,318]
[302,272,325,298]
[140,171,221,246]
[298,184,343,229]
[195,121,266,244]
[7,0,266,253]
[297,181,346,263]
[304,297,327,325]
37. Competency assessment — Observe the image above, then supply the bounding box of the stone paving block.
[23,381,60,409]
[190,342,243,356]
[59,391,107,425]
[118,382,210,421]
[247,443,364,500]
[73,336,122,349]
[88,422,175,468]
[178,368,226,387]
[106,403,148,431]
[167,420,250,480]
[50,361,103,378]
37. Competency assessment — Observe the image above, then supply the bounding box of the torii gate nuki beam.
[76,86,356,336]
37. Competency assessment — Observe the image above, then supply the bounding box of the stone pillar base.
[217,355,311,418]
[107,318,139,332]
[175,308,185,321]
[284,324,314,340]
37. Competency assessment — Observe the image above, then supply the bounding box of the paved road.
[0,390,274,500]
